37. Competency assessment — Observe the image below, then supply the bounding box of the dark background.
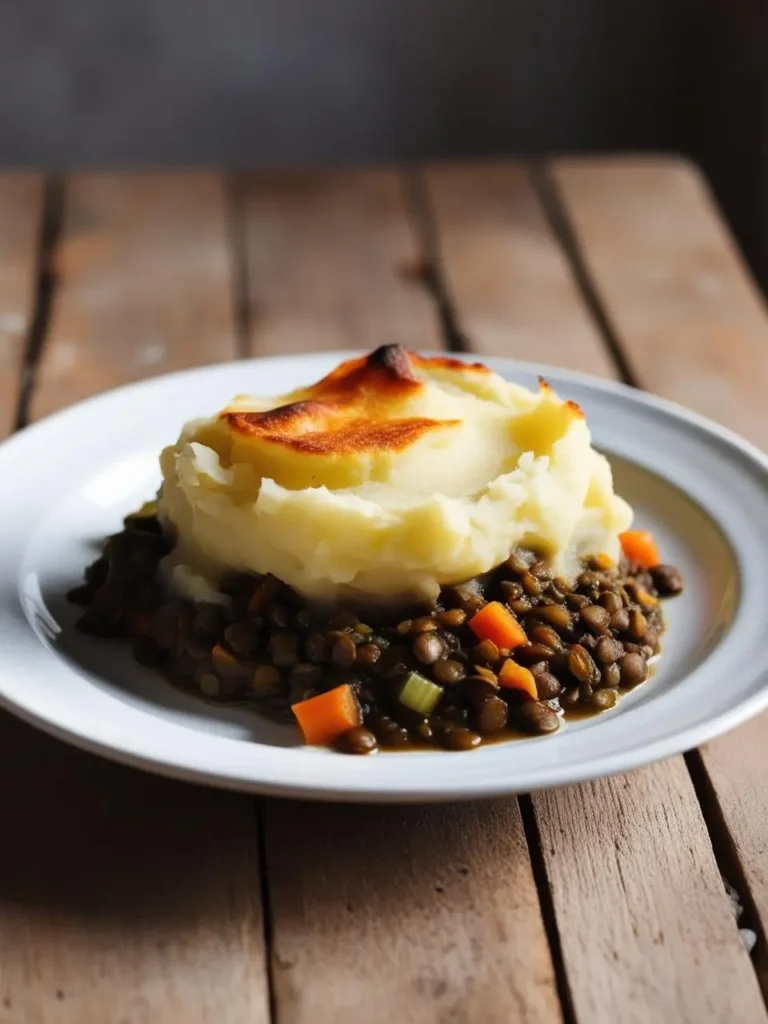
[1,1,765,282]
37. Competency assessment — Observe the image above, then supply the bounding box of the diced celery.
[399,671,443,716]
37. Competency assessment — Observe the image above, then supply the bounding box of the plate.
[0,352,766,802]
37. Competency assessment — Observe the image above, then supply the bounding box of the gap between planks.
[13,176,63,430]
[400,168,470,353]
[1,172,271,1024]
[4,163,765,1024]
[226,175,282,1022]
[418,157,766,1023]
[406,165,577,1020]
[235,166,562,1024]
[529,163,638,387]
[527,159,768,1005]
[685,748,768,995]
[225,174,254,360]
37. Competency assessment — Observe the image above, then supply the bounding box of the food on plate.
[618,529,660,569]
[157,343,632,602]
[71,345,683,754]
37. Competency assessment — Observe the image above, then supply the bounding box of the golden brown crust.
[227,415,456,454]
[222,345,466,455]
[538,377,583,418]
[565,399,584,418]
[411,352,490,375]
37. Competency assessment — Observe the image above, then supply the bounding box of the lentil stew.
[70,510,683,754]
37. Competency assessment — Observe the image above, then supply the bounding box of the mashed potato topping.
[158,345,632,602]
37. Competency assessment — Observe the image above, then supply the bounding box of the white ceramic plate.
[0,353,766,802]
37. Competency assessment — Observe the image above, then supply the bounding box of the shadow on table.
[0,573,270,934]
[0,710,262,931]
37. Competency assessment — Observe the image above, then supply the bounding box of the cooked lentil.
[580,604,611,635]
[413,632,444,665]
[474,696,509,734]
[71,515,681,754]
[651,564,684,597]
[356,643,381,666]
[618,652,649,687]
[506,552,531,575]
[601,662,622,688]
[590,689,618,711]
[460,677,499,707]
[629,609,648,639]
[335,726,378,755]
[473,639,501,666]
[432,659,466,686]
[516,642,557,664]
[568,644,600,686]
[331,634,357,668]
[529,625,563,651]
[516,701,560,734]
[610,608,630,632]
[441,725,482,751]
[596,636,624,664]
[437,608,466,628]
[599,591,623,615]
[535,672,563,700]
[539,604,572,631]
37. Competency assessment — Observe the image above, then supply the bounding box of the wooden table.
[1,158,767,1024]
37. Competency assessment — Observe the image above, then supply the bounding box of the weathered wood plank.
[554,153,768,986]
[552,156,768,447]
[695,721,768,984]
[239,168,441,355]
[423,159,766,1023]
[536,760,765,1022]
[32,172,238,419]
[239,167,561,1024]
[424,162,614,375]
[0,172,270,1024]
[0,174,45,434]
[0,719,268,1024]
[266,800,561,1024]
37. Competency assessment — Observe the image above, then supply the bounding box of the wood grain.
[696,721,768,973]
[424,162,615,375]
[266,800,561,1024]
[32,172,237,419]
[0,172,270,1024]
[240,168,561,1023]
[537,760,765,1022]
[238,168,440,355]
[0,718,267,1024]
[552,156,768,446]
[0,174,45,434]
[424,159,766,1023]
[554,153,768,984]
[4,159,763,1022]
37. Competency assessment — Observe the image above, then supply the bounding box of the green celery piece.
[399,671,443,716]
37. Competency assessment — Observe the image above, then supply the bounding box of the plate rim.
[1,351,767,802]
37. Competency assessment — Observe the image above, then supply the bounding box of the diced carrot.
[498,659,538,700]
[619,529,660,569]
[292,684,361,747]
[212,643,240,675]
[468,601,527,650]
